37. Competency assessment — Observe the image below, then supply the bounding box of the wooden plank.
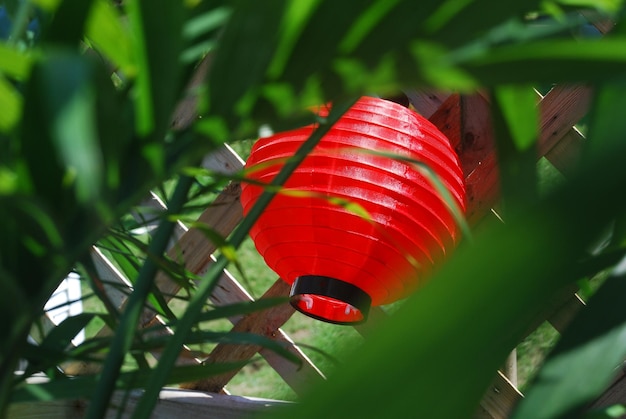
[538,85,592,158]
[536,85,589,177]
[7,386,289,419]
[90,246,133,309]
[405,89,451,118]
[426,83,592,224]
[478,371,524,419]
[428,93,499,224]
[544,127,585,177]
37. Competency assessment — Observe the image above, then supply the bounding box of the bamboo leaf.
[492,85,538,152]
[490,84,539,210]
[125,0,184,139]
[44,0,95,45]
[208,0,288,131]
[40,313,95,351]
[86,0,136,77]
[463,38,626,85]
[0,75,21,132]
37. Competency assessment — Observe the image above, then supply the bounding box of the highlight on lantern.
[240,96,467,325]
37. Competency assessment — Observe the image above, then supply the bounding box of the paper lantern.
[240,96,466,324]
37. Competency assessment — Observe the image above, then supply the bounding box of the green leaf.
[41,313,95,351]
[22,50,103,204]
[463,38,626,85]
[410,40,478,91]
[0,43,33,80]
[208,0,288,130]
[492,85,538,152]
[125,0,185,138]
[0,75,22,132]
[490,84,539,211]
[183,6,231,41]
[86,0,136,77]
[44,0,95,45]
[585,78,626,163]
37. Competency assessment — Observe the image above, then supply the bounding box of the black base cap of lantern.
[289,275,372,325]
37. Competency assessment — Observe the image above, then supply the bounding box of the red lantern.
[240,97,466,324]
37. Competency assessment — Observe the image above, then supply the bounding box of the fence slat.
[478,371,524,419]
[8,385,289,419]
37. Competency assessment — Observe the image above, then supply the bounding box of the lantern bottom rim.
[289,275,371,325]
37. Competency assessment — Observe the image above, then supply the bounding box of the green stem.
[131,98,357,419]
[85,175,195,419]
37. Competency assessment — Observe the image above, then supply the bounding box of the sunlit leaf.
[410,41,478,91]
[183,6,231,41]
[0,43,33,80]
[86,0,136,77]
[0,75,21,132]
